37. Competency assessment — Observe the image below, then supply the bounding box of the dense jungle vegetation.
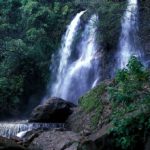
[80,56,150,150]
[0,0,75,118]
[0,0,149,118]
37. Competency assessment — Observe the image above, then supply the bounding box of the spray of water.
[48,13,101,104]
[117,0,141,69]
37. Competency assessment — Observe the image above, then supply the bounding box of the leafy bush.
[78,56,150,149]
[109,56,150,105]
[80,83,106,112]
[80,83,106,126]
[108,56,150,149]
[0,0,75,118]
[97,0,126,48]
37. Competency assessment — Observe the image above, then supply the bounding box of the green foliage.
[0,0,74,118]
[79,57,150,149]
[108,57,150,150]
[0,76,24,116]
[109,56,150,104]
[96,0,126,48]
[80,83,106,112]
[110,103,150,150]
[80,83,106,126]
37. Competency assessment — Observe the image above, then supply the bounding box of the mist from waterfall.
[117,0,141,69]
[48,13,100,104]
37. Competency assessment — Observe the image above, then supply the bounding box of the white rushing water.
[49,13,100,104]
[117,0,141,69]
[0,121,64,138]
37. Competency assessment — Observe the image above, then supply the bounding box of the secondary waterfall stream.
[117,0,141,69]
[48,13,100,104]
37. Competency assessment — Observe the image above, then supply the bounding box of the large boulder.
[29,97,75,123]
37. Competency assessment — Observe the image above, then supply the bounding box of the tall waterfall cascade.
[0,11,101,139]
[48,13,101,104]
[117,0,141,69]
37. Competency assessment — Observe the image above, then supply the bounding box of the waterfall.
[117,0,141,69]
[48,13,100,104]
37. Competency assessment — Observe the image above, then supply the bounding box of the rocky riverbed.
[0,97,109,150]
[0,96,149,150]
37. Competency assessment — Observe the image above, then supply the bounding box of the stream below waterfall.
[0,121,64,138]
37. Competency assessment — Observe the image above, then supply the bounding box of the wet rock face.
[29,97,75,123]
[27,128,114,150]
[29,130,81,150]
[66,107,93,133]
[28,130,97,150]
